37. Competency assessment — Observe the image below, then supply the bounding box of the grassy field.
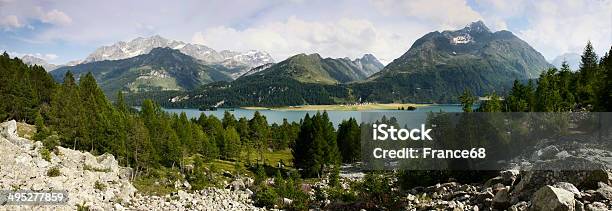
[243,103,430,111]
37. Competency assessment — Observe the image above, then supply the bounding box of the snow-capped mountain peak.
[80,35,274,78]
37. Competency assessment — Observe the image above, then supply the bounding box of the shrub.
[47,166,61,177]
[254,186,278,208]
[39,147,51,162]
[76,203,90,211]
[42,134,60,151]
[94,181,107,191]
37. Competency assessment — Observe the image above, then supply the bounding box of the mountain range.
[163,21,552,107]
[49,21,554,107]
[78,35,274,79]
[51,48,234,95]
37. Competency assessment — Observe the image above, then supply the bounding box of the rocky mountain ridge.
[79,35,273,79]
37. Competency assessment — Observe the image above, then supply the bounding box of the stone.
[509,201,528,211]
[585,202,608,211]
[531,185,575,211]
[574,200,584,211]
[282,197,293,205]
[554,182,581,198]
[228,180,246,191]
[538,145,560,160]
[492,188,511,209]
[582,169,612,189]
[594,182,612,201]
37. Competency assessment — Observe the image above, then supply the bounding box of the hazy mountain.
[51,47,233,96]
[20,55,60,71]
[551,52,580,71]
[77,35,273,79]
[359,20,552,103]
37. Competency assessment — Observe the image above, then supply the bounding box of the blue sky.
[1,0,610,65]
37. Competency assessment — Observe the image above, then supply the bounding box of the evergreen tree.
[597,47,612,111]
[459,89,476,112]
[222,126,241,160]
[336,118,361,163]
[576,41,601,108]
[249,111,270,164]
[480,92,503,112]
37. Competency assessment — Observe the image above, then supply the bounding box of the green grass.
[133,176,176,196]
[249,149,293,167]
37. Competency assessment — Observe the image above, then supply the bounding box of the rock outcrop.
[0,120,263,210]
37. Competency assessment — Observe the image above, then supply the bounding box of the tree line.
[460,42,611,113]
[0,51,363,181]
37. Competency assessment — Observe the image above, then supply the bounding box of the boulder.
[228,180,246,191]
[585,202,608,211]
[594,182,612,201]
[553,182,581,198]
[509,201,528,211]
[531,185,575,211]
[492,188,511,209]
[582,169,612,189]
[538,145,560,160]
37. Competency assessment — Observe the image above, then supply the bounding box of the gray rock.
[595,182,612,201]
[492,188,511,209]
[509,201,528,211]
[531,185,575,211]
[554,182,581,198]
[585,202,608,211]
[575,200,584,211]
[538,145,560,160]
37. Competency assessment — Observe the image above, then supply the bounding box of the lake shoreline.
[241,103,434,111]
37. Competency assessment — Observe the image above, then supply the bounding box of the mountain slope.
[158,53,384,108]
[360,21,551,103]
[244,53,383,83]
[51,47,233,95]
[78,35,273,79]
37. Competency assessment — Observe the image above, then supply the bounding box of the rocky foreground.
[0,120,262,211]
[1,119,611,211]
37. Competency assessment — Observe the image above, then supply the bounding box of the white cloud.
[0,15,23,29]
[515,0,612,60]
[192,17,413,64]
[38,8,72,26]
[371,0,483,29]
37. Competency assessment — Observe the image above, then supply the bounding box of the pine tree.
[222,126,241,160]
[459,89,476,112]
[576,41,601,108]
[336,118,361,163]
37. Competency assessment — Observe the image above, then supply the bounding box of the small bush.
[76,203,90,211]
[39,147,51,162]
[94,181,107,191]
[47,166,61,177]
[254,186,278,208]
[42,134,60,151]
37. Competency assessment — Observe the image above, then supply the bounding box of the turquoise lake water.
[161,104,463,127]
